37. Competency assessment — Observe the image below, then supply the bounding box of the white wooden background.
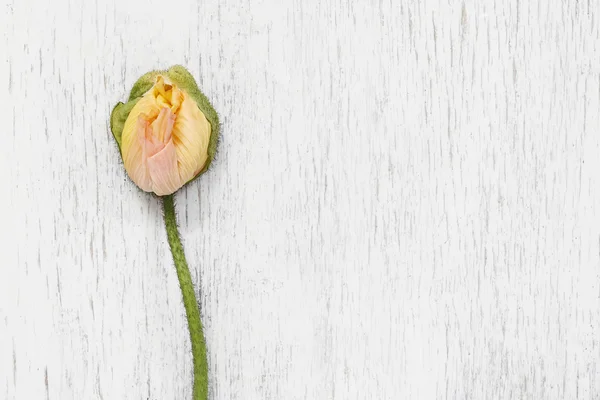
[2,0,600,399]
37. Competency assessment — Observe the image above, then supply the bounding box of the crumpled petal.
[147,140,181,196]
[149,107,176,147]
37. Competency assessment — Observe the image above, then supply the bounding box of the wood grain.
[2,0,600,398]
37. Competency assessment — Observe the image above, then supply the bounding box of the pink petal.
[150,107,176,143]
[140,115,165,159]
[146,139,183,196]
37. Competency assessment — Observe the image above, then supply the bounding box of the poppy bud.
[111,65,219,195]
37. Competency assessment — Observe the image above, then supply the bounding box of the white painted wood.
[2,0,600,398]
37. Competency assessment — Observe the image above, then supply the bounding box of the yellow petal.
[122,95,158,162]
[122,114,153,192]
[172,92,211,182]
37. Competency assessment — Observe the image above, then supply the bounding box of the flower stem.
[162,194,208,400]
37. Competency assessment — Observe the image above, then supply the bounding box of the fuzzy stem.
[162,194,208,400]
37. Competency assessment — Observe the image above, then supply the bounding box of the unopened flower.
[111,65,219,195]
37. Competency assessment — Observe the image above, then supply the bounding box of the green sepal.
[110,98,139,153]
[127,70,160,101]
[109,65,220,179]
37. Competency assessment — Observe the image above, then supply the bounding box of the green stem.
[162,194,208,400]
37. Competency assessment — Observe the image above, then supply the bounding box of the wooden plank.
[1,0,599,398]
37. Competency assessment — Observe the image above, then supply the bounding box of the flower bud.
[110,66,219,196]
